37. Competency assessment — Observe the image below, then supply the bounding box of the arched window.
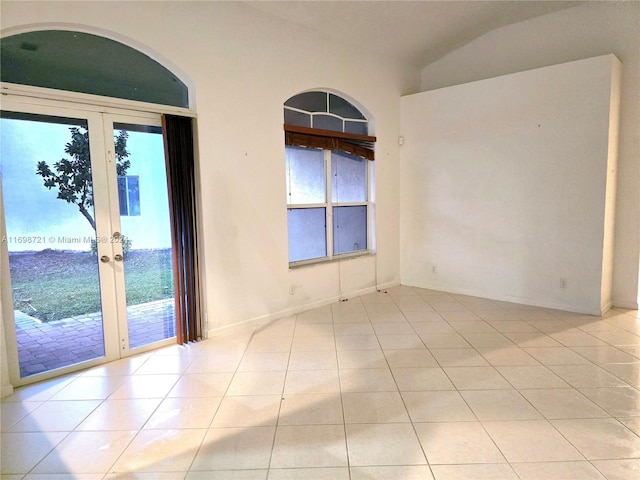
[284,91,376,265]
[1,30,189,108]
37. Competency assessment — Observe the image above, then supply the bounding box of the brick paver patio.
[14,299,175,377]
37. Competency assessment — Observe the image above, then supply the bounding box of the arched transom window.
[284,91,368,136]
[1,30,189,108]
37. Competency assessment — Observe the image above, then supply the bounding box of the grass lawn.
[9,248,173,322]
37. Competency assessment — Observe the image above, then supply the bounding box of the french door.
[1,99,176,385]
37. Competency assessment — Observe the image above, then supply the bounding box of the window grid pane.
[329,93,366,120]
[288,207,327,262]
[127,176,140,216]
[284,109,311,128]
[286,146,325,205]
[118,176,129,216]
[284,91,327,112]
[333,205,367,255]
[344,121,368,136]
[331,151,367,203]
[312,114,343,132]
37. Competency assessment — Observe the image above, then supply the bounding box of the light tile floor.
[2,286,639,479]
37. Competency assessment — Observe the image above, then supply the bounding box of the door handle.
[114,254,123,262]
[100,255,110,263]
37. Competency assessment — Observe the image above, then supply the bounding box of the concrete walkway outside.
[14,299,175,377]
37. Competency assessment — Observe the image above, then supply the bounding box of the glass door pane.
[109,121,175,349]
[0,112,108,378]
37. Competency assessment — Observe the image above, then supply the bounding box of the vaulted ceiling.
[246,1,580,68]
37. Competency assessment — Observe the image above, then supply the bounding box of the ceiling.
[245,1,580,68]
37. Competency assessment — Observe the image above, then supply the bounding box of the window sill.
[288,251,374,270]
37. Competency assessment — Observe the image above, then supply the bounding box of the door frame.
[102,112,176,359]
[1,95,176,387]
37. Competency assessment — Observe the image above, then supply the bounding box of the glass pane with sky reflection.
[333,205,367,255]
[331,151,367,203]
[287,207,327,262]
[0,113,106,377]
[286,146,325,205]
[114,123,176,349]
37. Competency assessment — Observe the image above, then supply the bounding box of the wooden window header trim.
[284,124,376,161]
[284,124,376,143]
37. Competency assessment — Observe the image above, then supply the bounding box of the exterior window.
[286,146,369,264]
[284,91,374,266]
[118,175,140,216]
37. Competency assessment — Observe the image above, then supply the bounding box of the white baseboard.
[612,298,639,311]
[600,300,613,315]
[401,281,604,315]
[207,296,338,339]
[207,280,401,339]
[1,381,14,398]
[372,280,401,293]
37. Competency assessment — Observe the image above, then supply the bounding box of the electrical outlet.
[560,278,567,289]
[431,265,437,274]
[289,285,296,295]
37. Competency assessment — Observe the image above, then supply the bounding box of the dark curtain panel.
[162,114,202,344]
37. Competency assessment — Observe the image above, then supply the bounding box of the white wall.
[401,55,621,315]
[0,1,419,340]
[420,1,640,309]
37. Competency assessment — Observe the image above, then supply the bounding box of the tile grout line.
[265,315,297,476]
[332,301,353,480]
[385,289,439,479]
